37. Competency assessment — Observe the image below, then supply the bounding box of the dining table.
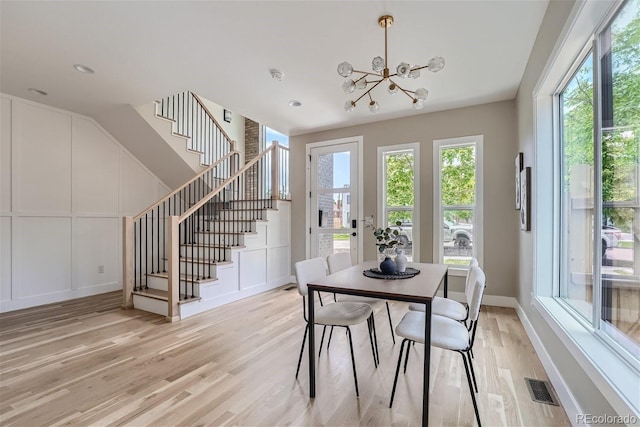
[306,260,449,427]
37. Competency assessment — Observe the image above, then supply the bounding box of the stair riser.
[203,200,274,210]
[198,211,266,221]
[144,274,202,297]
[179,246,231,260]
[192,233,245,246]
[193,220,256,233]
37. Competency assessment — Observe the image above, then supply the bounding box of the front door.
[309,140,360,264]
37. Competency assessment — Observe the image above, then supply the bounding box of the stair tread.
[181,243,245,249]
[147,272,219,283]
[198,218,267,223]
[164,257,233,266]
[216,208,277,212]
[133,288,168,301]
[195,230,257,235]
[133,288,202,305]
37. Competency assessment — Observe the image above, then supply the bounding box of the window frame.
[377,142,420,262]
[533,0,639,416]
[433,135,484,274]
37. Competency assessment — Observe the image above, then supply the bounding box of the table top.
[308,260,448,304]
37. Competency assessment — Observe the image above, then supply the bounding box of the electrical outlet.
[98,265,104,274]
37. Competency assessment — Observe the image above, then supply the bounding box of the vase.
[394,248,407,273]
[380,256,397,275]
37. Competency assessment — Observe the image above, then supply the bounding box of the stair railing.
[123,143,289,320]
[122,150,239,309]
[156,91,233,166]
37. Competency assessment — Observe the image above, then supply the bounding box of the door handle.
[319,210,323,227]
[351,232,357,237]
[351,219,357,228]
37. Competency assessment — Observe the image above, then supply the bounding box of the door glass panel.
[318,192,350,229]
[317,152,350,189]
[318,232,351,260]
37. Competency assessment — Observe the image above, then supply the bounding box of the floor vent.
[525,378,559,406]
[283,285,296,291]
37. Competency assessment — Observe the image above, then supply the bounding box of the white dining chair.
[389,266,486,427]
[408,258,479,323]
[294,257,378,397]
[327,252,395,348]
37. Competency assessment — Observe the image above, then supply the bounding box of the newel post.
[271,141,280,200]
[122,216,134,309]
[167,216,180,322]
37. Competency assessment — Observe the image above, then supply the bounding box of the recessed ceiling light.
[289,100,302,107]
[270,69,284,81]
[73,64,95,74]
[28,88,47,96]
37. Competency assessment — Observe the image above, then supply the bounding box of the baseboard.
[440,290,518,309]
[515,304,583,426]
[0,282,120,313]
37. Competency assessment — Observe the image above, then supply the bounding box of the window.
[557,0,639,358]
[378,143,419,262]
[433,136,483,270]
[262,126,289,149]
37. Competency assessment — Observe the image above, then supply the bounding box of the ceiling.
[1,1,548,137]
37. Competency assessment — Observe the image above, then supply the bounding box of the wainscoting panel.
[0,217,11,302]
[15,216,72,298]
[13,102,72,213]
[239,248,267,290]
[1,94,171,313]
[208,252,240,297]
[1,98,11,213]
[73,117,120,214]
[75,217,119,289]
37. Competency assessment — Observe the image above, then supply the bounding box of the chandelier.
[337,15,445,113]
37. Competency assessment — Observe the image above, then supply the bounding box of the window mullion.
[592,36,603,330]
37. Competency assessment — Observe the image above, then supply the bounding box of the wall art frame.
[520,166,531,231]
[515,152,523,210]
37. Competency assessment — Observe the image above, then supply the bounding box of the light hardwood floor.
[0,287,570,426]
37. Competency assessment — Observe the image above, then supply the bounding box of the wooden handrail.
[133,150,239,222]
[191,93,234,144]
[179,144,277,222]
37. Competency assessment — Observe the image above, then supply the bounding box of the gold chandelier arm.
[353,78,385,104]
[352,70,382,77]
[410,64,429,72]
[390,79,417,100]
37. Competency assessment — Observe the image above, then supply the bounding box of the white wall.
[0,94,170,312]
[290,100,519,298]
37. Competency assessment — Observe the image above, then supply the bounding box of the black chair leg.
[385,301,395,344]
[403,340,412,373]
[318,325,327,357]
[295,324,309,378]
[345,327,359,397]
[367,317,378,368]
[461,351,482,427]
[389,338,408,407]
[327,326,334,350]
[466,351,478,393]
[371,314,379,365]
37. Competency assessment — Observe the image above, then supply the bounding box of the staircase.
[122,91,291,320]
